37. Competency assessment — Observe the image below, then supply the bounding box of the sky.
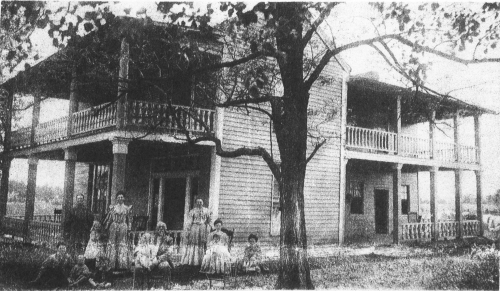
[5,2,500,201]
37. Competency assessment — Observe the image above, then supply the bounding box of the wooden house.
[0,17,491,253]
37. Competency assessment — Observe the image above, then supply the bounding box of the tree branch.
[185,134,281,180]
[301,2,338,50]
[304,32,500,91]
[305,139,327,164]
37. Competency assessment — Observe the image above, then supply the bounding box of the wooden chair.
[205,228,237,289]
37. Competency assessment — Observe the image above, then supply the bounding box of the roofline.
[349,76,497,115]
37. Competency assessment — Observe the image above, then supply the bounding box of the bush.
[0,242,52,286]
[430,244,499,290]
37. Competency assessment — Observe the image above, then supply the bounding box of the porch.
[400,220,480,241]
[9,100,215,150]
[346,126,478,165]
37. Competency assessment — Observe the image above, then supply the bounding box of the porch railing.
[346,126,478,164]
[346,126,397,153]
[400,220,480,241]
[29,220,62,249]
[7,214,61,223]
[9,101,215,149]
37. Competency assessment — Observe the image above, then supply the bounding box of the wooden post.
[62,147,77,239]
[208,107,224,220]
[30,95,41,146]
[453,112,460,162]
[430,166,438,241]
[116,38,130,129]
[158,177,165,224]
[455,169,463,239]
[338,72,348,245]
[429,109,436,159]
[395,95,401,154]
[67,66,79,136]
[111,138,129,205]
[23,156,38,242]
[393,163,402,244]
[474,114,483,235]
[0,84,14,220]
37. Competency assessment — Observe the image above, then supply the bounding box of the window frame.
[348,180,364,215]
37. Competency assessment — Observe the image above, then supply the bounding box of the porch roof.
[348,77,496,123]
[1,16,222,104]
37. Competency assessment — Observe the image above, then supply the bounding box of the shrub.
[0,242,52,285]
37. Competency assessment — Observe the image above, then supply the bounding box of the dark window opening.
[349,181,364,214]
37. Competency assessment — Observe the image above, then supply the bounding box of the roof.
[348,76,496,118]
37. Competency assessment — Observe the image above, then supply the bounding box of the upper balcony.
[345,75,494,170]
[9,100,215,151]
[345,125,478,166]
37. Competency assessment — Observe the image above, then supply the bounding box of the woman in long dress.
[200,219,231,274]
[103,191,132,270]
[181,199,211,266]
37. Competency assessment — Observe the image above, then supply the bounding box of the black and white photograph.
[0,1,499,289]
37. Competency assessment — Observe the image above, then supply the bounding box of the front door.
[374,189,389,234]
[163,178,187,231]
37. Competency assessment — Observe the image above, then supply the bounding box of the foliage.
[7,180,63,204]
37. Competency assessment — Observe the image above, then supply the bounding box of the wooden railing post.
[23,156,38,243]
[30,96,41,146]
[395,95,401,155]
[453,112,460,162]
[430,166,438,241]
[393,163,402,244]
[67,66,78,137]
[429,109,436,160]
[116,38,130,129]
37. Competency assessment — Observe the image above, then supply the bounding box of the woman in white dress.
[180,199,211,266]
[103,191,132,270]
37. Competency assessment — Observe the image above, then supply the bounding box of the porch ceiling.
[348,77,495,125]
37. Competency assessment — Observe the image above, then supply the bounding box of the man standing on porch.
[64,194,94,254]
[181,198,211,266]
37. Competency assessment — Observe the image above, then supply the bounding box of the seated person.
[200,219,232,274]
[134,233,157,271]
[84,220,105,272]
[69,254,110,288]
[30,242,74,288]
[239,234,263,274]
[151,221,175,271]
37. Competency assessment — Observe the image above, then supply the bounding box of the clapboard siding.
[219,60,344,244]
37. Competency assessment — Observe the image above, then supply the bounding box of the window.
[348,181,364,214]
[401,185,410,215]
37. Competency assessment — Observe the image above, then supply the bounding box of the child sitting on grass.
[69,254,110,288]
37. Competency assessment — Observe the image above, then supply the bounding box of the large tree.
[2,2,500,289]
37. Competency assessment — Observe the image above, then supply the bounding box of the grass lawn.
[0,237,498,290]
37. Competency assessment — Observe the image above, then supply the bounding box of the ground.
[0,237,498,290]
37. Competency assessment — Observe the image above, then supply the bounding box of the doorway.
[374,189,389,234]
[149,174,199,230]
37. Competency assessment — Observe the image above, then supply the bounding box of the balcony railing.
[400,220,480,241]
[346,126,478,164]
[9,101,215,150]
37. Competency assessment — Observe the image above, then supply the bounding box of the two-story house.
[0,17,490,255]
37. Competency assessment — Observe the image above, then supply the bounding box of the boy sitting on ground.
[69,255,110,288]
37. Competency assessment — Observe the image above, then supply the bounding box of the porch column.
[453,112,463,238]
[111,138,129,205]
[67,66,79,136]
[30,95,41,146]
[395,95,401,154]
[208,107,224,219]
[23,156,38,242]
[0,84,14,220]
[474,114,483,235]
[62,147,77,239]
[393,163,402,244]
[429,109,436,159]
[116,38,129,129]
[430,166,438,241]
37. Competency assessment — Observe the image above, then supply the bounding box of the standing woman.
[103,191,132,270]
[181,198,211,266]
